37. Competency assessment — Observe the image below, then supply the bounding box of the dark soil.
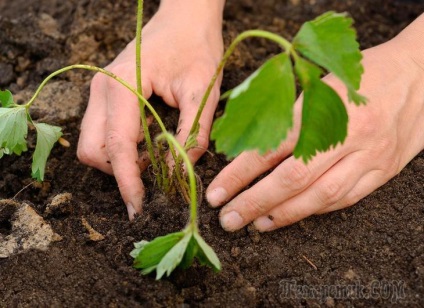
[1,0,423,306]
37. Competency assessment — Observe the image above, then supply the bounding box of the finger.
[207,101,302,207]
[218,149,349,232]
[315,169,388,214]
[206,144,293,207]
[252,152,370,232]
[77,73,113,175]
[174,77,222,164]
[137,115,154,143]
[105,76,145,219]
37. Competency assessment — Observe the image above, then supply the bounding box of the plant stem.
[136,0,144,98]
[133,0,186,194]
[24,63,188,198]
[186,29,295,148]
[136,0,160,178]
[157,132,198,227]
[24,64,168,138]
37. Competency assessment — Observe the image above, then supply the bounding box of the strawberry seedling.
[0,0,365,280]
[185,12,365,162]
[131,132,221,279]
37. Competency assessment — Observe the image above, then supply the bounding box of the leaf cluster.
[131,227,220,280]
[0,90,62,181]
[211,12,366,162]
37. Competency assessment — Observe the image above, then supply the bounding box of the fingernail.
[254,216,276,232]
[126,203,136,220]
[220,211,244,231]
[207,187,228,207]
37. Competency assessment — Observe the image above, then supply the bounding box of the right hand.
[206,15,424,232]
[77,1,225,219]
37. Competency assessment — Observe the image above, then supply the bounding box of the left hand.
[206,20,424,232]
[77,0,224,219]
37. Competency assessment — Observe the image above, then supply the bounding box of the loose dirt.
[1,0,423,306]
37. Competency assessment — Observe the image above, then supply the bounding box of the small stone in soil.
[81,217,105,242]
[231,246,241,257]
[0,200,62,258]
[45,192,73,215]
[247,224,261,243]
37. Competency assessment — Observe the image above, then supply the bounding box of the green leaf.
[180,236,198,269]
[193,232,221,272]
[0,106,28,155]
[32,123,62,181]
[132,231,185,271]
[131,228,221,278]
[156,232,192,279]
[0,147,10,159]
[141,266,158,275]
[130,241,159,275]
[211,53,296,158]
[293,11,366,105]
[0,90,15,108]
[130,240,149,259]
[293,57,348,162]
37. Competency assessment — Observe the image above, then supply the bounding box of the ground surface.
[0,0,423,307]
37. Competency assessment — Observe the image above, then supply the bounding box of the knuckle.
[224,171,245,191]
[90,73,106,92]
[106,130,125,159]
[315,180,345,206]
[387,156,402,176]
[375,140,400,175]
[77,145,101,167]
[188,64,216,82]
[76,146,91,165]
[177,74,218,104]
[161,90,177,107]
[362,136,400,176]
[281,162,311,189]
[243,197,268,218]
[196,132,210,150]
[105,63,133,90]
[254,147,285,169]
[178,127,209,151]
[350,107,381,138]
[344,188,363,207]
[249,153,269,169]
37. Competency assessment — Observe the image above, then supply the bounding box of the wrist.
[392,14,424,152]
[158,0,225,27]
[393,14,424,68]
[152,0,225,60]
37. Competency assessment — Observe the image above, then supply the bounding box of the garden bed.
[0,0,423,306]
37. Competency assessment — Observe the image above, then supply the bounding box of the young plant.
[0,89,62,181]
[130,132,220,279]
[0,65,169,182]
[185,12,365,162]
[133,11,365,279]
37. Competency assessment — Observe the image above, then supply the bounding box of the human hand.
[77,0,225,219]
[206,16,424,232]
